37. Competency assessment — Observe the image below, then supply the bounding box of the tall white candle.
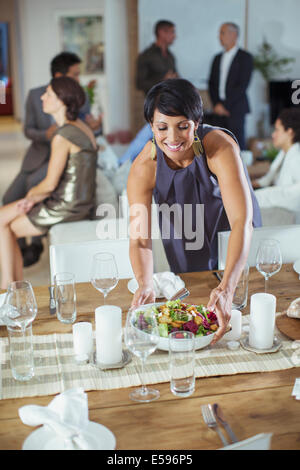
[95,305,122,364]
[249,293,276,349]
[224,309,242,341]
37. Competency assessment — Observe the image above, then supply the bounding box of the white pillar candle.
[72,322,93,361]
[249,293,276,349]
[95,305,122,365]
[224,309,242,341]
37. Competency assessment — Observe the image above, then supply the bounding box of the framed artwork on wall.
[57,14,104,74]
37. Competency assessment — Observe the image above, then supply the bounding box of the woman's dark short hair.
[50,76,85,121]
[278,107,300,143]
[144,79,203,124]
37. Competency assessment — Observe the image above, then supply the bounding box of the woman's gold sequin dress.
[27,124,97,234]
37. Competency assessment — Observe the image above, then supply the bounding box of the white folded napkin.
[0,293,21,327]
[219,433,273,450]
[152,272,185,300]
[19,388,94,450]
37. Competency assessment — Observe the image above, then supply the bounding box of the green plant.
[263,145,279,162]
[253,38,295,81]
[84,79,97,105]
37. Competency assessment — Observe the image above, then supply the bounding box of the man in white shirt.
[208,23,253,150]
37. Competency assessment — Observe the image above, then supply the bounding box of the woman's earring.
[151,134,156,160]
[192,132,203,156]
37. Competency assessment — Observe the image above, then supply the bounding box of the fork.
[201,404,229,446]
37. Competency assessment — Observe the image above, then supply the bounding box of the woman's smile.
[164,142,184,152]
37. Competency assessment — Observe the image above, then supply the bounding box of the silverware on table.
[212,403,238,443]
[169,287,190,301]
[48,286,56,315]
[213,272,223,282]
[201,404,229,446]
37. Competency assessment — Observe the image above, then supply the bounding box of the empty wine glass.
[256,239,282,292]
[90,252,119,304]
[4,281,37,330]
[125,307,160,403]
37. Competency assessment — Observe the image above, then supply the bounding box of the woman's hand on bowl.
[131,285,156,309]
[207,286,233,345]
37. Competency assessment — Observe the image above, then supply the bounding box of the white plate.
[293,259,300,279]
[22,421,116,450]
[127,278,165,299]
[132,302,216,352]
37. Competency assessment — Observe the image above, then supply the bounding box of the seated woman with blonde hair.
[0,76,98,289]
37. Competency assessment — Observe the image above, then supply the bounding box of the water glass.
[8,323,34,381]
[169,331,195,397]
[54,272,77,324]
[232,263,249,310]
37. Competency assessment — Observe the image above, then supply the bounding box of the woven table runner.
[0,315,299,400]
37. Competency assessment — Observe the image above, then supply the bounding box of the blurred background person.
[208,22,253,150]
[253,108,300,214]
[136,20,178,96]
[2,51,101,267]
[0,76,98,289]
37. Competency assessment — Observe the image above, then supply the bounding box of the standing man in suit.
[3,52,102,266]
[208,23,253,150]
[136,20,178,96]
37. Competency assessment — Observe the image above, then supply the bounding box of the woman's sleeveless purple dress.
[153,124,262,273]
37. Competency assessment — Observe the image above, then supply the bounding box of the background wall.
[15,0,130,134]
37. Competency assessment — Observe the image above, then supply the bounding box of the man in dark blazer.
[3,52,101,266]
[208,23,253,150]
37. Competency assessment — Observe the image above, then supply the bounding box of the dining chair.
[217,224,300,270]
[49,238,134,283]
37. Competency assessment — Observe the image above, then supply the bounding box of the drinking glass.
[8,323,34,381]
[255,239,282,292]
[169,331,195,397]
[90,252,119,304]
[124,307,160,402]
[54,272,77,324]
[4,281,37,381]
[232,263,249,310]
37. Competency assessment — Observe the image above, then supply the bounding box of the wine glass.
[255,239,282,292]
[90,252,119,304]
[4,281,37,330]
[125,307,160,403]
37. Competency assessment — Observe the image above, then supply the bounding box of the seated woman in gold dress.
[0,76,98,289]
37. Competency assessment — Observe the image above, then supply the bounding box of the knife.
[213,403,238,443]
[169,287,190,301]
[48,286,56,315]
[213,272,223,282]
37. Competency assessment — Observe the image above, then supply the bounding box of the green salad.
[135,299,219,338]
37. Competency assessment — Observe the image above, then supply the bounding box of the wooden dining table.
[0,264,300,451]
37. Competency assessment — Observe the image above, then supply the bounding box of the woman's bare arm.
[127,141,157,306]
[204,130,253,342]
